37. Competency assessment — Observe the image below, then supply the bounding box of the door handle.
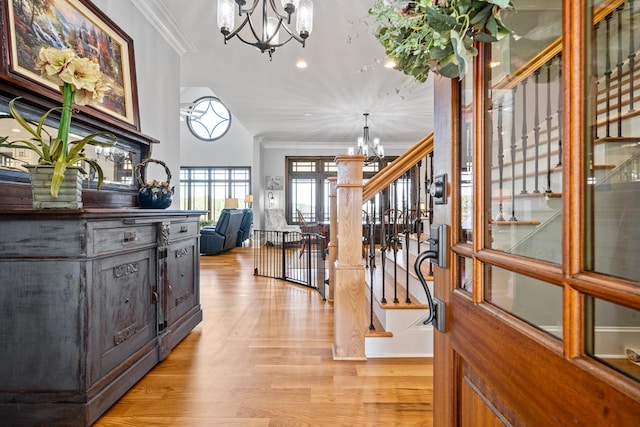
[414,224,447,333]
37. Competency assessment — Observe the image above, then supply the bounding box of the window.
[180,166,250,222]
[186,96,231,141]
[286,156,388,224]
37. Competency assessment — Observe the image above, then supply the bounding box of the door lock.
[429,173,447,204]
[414,224,448,333]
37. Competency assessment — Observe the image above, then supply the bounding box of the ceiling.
[138,0,435,148]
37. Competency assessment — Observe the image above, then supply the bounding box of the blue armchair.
[200,209,244,255]
[236,209,253,247]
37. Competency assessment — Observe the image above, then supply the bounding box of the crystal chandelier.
[354,113,384,164]
[217,0,314,59]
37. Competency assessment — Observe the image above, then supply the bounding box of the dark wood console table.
[0,208,205,426]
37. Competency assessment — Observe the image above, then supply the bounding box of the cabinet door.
[165,237,198,327]
[92,249,158,379]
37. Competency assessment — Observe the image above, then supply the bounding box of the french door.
[433,0,640,424]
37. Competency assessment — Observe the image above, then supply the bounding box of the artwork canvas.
[1,0,140,129]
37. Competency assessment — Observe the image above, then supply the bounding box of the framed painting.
[0,0,140,130]
[266,175,283,190]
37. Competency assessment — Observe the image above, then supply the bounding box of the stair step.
[594,136,640,144]
[365,252,431,310]
[592,163,616,170]
[490,219,541,226]
[365,310,393,338]
[512,192,561,200]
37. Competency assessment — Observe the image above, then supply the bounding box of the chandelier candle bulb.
[217,0,235,33]
[266,17,280,44]
[296,0,313,37]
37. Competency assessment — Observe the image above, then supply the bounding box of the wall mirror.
[0,93,146,191]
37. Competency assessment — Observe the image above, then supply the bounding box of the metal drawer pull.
[180,225,188,233]
[123,231,137,242]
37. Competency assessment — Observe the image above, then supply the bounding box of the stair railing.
[360,146,433,332]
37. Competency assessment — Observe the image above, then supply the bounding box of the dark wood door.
[431,1,640,424]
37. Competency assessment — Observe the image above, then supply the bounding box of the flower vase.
[26,165,83,209]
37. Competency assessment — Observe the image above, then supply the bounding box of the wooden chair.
[297,209,319,258]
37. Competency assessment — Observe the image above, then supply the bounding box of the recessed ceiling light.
[11,128,21,133]
[384,59,396,69]
[296,59,308,69]
[303,112,313,117]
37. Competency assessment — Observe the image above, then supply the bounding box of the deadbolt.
[430,173,447,204]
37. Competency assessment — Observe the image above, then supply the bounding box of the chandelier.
[217,0,314,59]
[353,113,384,164]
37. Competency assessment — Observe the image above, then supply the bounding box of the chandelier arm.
[238,0,261,15]
[245,14,288,48]
[268,0,293,22]
[277,21,305,44]
[235,32,295,50]
[223,14,253,43]
[236,13,300,50]
[267,19,284,44]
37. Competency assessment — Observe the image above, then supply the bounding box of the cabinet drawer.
[169,221,199,242]
[92,224,156,255]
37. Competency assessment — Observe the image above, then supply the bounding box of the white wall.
[93,0,182,207]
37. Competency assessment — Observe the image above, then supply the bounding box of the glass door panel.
[485,2,563,263]
[461,69,474,245]
[583,0,640,384]
[586,0,640,283]
[485,265,563,339]
[586,297,640,382]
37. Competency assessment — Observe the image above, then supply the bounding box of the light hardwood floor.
[95,247,433,426]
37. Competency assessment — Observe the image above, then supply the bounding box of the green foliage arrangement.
[369,0,515,82]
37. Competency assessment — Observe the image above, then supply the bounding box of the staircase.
[365,232,435,357]
[331,0,640,359]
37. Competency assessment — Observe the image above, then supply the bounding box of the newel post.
[333,154,367,360]
[327,177,337,302]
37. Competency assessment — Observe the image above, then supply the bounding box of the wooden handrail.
[362,133,434,202]
[492,0,624,91]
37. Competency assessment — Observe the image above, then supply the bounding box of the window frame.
[180,166,251,222]
[285,156,390,225]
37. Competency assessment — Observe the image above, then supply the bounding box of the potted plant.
[369,0,515,82]
[0,46,115,208]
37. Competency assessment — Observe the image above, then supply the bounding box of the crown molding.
[259,139,412,152]
[131,0,197,56]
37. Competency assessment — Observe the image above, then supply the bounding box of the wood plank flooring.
[94,247,433,426]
